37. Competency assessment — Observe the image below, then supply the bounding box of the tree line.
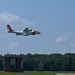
[0,53,75,71]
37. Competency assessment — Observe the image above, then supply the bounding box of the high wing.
[23,28,32,33]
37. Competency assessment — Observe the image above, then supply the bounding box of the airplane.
[7,24,41,36]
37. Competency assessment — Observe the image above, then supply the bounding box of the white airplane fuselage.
[10,30,31,36]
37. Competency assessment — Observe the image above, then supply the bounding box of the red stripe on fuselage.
[32,30,37,35]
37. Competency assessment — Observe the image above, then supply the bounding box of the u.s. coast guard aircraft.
[7,24,41,36]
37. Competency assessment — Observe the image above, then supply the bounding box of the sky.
[0,0,75,54]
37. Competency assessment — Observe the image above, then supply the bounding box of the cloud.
[70,42,75,48]
[8,42,21,50]
[56,36,64,43]
[0,11,34,26]
[55,33,74,43]
[53,33,75,53]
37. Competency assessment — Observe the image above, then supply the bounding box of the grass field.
[0,71,56,75]
[1,71,75,75]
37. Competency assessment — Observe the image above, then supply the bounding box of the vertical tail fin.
[7,24,13,32]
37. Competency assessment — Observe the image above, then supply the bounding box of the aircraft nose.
[36,31,41,35]
[38,32,41,34]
